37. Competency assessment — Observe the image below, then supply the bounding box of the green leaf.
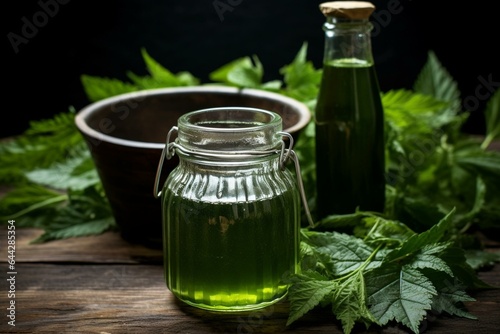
[384,208,456,264]
[279,42,322,103]
[286,272,335,326]
[455,149,500,177]
[314,211,373,230]
[25,153,100,191]
[358,216,416,247]
[81,49,200,102]
[331,270,378,334]
[29,186,115,243]
[411,50,467,142]
[80,75,138,102]
[128,48,200,88]
[408,243,454,277]
[32,217,116,243]
[141,48,177,80]
[0,184,67,225]
[465,249,500,270]
[382,89,451,131]
[366,264,437,334]
[305,231,379,276]
[413,50,461,104]
[0,109,86,183]
[209,56,264,88]
[421,268,477,319]
[481,88,500,149]
[439,246,493,290]
[431,288,477,319]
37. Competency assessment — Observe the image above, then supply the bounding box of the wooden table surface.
[0,227,499,334]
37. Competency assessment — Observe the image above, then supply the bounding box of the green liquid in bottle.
[163,192,300,311]
[315,58,385,217]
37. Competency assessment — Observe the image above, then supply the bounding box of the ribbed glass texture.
[161,107,300,311]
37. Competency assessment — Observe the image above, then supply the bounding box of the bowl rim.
[74,86,311,149]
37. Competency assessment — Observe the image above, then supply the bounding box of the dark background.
[4,0,498,138]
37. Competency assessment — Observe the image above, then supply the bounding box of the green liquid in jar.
[163,192,299,311]
[315,59,385,218]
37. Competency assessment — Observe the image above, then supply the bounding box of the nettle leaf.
[125,50,199,89]
[80,74,138,102]
[355,216,416,247]
[260,79,283,91]
[412,50,466,141]
[31,187,115,243]
[366,264,437,334]
[25,150,99,191]
[126,72,167,89]
[384,208,455,263]
[413,50,461,104]
[140,48,199,86]
[286,272,335,326]
[465,249,500,271]
[331,270,378,334]
[279,42,322,103]
[439,246,493,290]
[455,148,500,178]
[382,89,450,131]
[315,211,373,230]
[408,243,454,277]
[482,88,500,149]
[304,231,379,276]
[383,89,449,114]
[421,268,477,319]
[209,55,265,88]
[33,217,115,243]
[0,184,67,225]
[227,65,262,88]
[431,287,476,319]
[0,110,86,182]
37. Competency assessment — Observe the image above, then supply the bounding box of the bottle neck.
[322,17,374,66]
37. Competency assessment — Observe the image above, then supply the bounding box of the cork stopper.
[320,1,375,20]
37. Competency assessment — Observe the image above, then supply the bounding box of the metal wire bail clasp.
[153,126,178,199]
[278,131,314,228]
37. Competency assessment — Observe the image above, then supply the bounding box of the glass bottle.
[315,1,385,219]
[155,107,300,311]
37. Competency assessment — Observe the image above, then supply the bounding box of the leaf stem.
[2,195,68,219]
[480,134,494,150]
[336,244,383,283]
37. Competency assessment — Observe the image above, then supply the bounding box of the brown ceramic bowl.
[75,86,311,248]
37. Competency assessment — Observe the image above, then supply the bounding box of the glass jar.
[155,107,301,311]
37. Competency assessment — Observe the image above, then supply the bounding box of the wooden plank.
[0,228,163,264]
[0,263,499,333]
